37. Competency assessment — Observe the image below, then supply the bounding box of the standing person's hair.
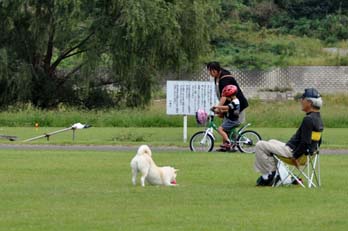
[206,62,221,72]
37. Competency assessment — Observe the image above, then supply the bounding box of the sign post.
[183,115,187,142]
[166,81,216,142]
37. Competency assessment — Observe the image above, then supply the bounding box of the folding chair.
[273,131,322,188]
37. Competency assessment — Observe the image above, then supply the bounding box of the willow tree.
[0,0,218,108]
[0,0,94,107]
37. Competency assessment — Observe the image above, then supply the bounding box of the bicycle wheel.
[189,131,214,152]
[237,130,261,153]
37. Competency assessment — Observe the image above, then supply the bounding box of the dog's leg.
[131,168,137,186]
[140,174,146,187]
[140,170,149,187]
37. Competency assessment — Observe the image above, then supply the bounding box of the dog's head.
[137,144,152,157]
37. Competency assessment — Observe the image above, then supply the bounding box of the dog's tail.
[137,144,152,157]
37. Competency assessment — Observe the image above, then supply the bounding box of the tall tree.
[0,0,218,108]
[0,0,94,107]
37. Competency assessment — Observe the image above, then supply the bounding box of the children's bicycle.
[189,110,262,153]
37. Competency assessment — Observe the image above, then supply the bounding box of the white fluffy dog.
[130,145,178,187]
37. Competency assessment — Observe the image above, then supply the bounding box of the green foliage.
[270,14,348,43]
[0,0,218,109]
[2,0,348,109]
[211,24,342,69]
[275,0,348,19]
[210,0,348,69]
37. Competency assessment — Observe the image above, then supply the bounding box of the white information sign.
[166,81,216,115]
[166,81,217,143]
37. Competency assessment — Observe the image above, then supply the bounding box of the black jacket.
[286,112,324,158]
[215,69,249,112]
[224,98,240,121]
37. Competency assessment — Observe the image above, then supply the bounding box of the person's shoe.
[291,177,303,185]
[256,172,276,186]
[228,144,238,152]
[216,147,227,152]
[220,141,231,147]
[273,174,281,186]
[256,176,271,186]
[220,142,232,151]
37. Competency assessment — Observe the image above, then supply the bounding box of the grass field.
[1,149,348,231]
[1,127,348,149]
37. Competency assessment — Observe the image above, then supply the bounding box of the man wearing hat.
[254,88,324,186]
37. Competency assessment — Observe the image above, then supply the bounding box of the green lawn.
[0,150,347,231]
[1,127,348,149]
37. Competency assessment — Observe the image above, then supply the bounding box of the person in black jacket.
[207,62,248,123]
[254,88,324,186]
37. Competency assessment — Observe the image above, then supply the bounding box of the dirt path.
[0,144,347,154]
[0,144,184,152]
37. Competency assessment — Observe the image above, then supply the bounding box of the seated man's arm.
[292,117,313,159]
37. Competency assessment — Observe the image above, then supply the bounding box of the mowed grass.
[1,149,348,231]
[1,127,348,149]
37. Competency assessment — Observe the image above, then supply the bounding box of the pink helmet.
[195,109,208,125]
[222,85,238,97]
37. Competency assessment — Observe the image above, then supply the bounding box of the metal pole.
[0,135,18,141]
[23,127,73,142]
[72,128,76,141]
[183,115,187,143]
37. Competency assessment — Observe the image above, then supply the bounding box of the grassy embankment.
[0,94,347,128]
[0,94,347,148]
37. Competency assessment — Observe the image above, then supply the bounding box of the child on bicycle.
[211,85,241,151]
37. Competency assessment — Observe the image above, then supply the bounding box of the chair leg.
[273,154,321,188]
[297,155,319,188]
[273,156,306,188]
[309,154,320,188]
[318,155,321,186]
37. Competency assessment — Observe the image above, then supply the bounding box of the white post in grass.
[183,115,187,143]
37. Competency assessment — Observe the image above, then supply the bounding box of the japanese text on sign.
[166,81,216,115]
